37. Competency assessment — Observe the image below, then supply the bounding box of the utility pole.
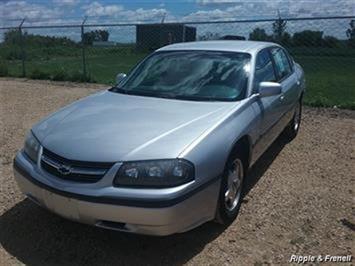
[272,9,286,42]
[19,18,26,77]
[161,13,166,24]
[81,16,88,80]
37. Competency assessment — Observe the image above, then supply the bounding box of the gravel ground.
[0,78,354,266]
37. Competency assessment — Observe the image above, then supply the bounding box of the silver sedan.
[13,41,305,236]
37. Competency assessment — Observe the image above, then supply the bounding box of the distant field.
[295,56,355,109]
[0,46,146,84]
[1,46,354,109]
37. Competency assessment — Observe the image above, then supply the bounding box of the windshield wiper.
[125,89,206,100]
[121,89,180,99]
[110,87,231,101]
[109,86,129,94]
[172,94,222,102]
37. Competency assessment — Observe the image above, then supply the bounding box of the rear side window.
[270,48,292,80]
[254,49,276,86]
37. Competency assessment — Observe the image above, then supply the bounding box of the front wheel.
[215,155,245,225]
[283,99,302,141]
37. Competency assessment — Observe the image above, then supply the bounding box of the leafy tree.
[198,32,221,41]
[346,20,355,47]
[346,20,355,39]
[322,36,341,48]
[249,28,271,41]
[82,30,110,45]
[99,30,109,42]
[293,30,323,47]
[272,11,287,42]
[280,32,292,47]
[2,29,78,60]
[3,29,77,47]
[4,29,22,45]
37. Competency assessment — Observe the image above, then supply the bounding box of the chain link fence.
[0,16,354,108]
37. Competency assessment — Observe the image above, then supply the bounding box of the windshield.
[114,50,251,101]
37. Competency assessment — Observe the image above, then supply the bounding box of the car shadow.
[0,135,288,266]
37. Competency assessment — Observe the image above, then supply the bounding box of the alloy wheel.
[294,102,301,131]
[224,158,244,212]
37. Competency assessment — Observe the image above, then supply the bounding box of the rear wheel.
[215,154,245,224]
[284,99,302,141]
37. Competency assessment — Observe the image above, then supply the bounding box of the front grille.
[41,148,114,183]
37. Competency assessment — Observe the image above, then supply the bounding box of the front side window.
[254,49,276,86]
[283,49,294,70]
[270,48,292,80]
[114,51,251,101]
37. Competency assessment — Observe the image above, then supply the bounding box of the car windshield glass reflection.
[114,51,251,101]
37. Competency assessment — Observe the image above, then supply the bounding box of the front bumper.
[13,151,220,236]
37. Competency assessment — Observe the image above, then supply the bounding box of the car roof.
[157,40,279,55]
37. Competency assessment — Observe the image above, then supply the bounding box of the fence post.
[19,19,26,77]
[81,17,87,79]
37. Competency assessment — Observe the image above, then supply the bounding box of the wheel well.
[229,135,251,172]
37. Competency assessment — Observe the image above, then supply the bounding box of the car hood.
[33,90,238,162]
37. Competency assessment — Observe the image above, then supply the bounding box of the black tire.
[215,152,245,225]
[283,98,302,141]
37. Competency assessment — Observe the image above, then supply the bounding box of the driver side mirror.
[116,73,127,85]
[258,81,282,97]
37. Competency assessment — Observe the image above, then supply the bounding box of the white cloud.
[53,0,80,6]
[197,0,242,5]
[185,0,354,40]
[121,8,168,22]
[183,9,232,21]
[0,0,63,23]
[195,0,355,19]
[82,2,169,23]
[187,0,355,22]
[82,2,124,17]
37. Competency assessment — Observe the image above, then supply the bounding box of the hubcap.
[224,158,244,212]
[294,103,301,131]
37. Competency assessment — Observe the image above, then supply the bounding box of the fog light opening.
[95,220,128,231]
[26,193,42,206]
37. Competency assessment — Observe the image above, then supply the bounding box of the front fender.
[179,96,259,185]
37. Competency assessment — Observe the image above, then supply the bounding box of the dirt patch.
[0,78,354,265]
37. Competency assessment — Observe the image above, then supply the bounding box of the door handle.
[279,95,285,101]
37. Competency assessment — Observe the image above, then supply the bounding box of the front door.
[252,48,282,160]
[270,47,298,131]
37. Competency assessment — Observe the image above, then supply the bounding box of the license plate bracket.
[43,190,79,220]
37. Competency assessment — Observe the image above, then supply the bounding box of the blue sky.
[0,0,354,41]
[1,0,354,25]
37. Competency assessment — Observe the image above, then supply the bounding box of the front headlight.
[113,159,194,188]
[24,131,40,163]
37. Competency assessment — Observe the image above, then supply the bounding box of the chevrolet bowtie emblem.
[58,164,71,175]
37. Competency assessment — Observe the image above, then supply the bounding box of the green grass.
[85,50,146,84]
[295,56,355,109]
[1,46,354,109]
[289,47,355,57]
[3,48,146,84]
